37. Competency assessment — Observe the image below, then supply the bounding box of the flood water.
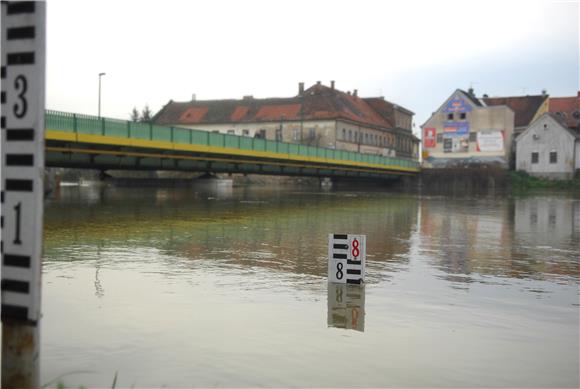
[41,184,579,388]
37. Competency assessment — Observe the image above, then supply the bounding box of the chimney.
[316,81,321,86]
[541,88,547,96]
[353,89,358,97]
[298,82,304,95]
[483,93,489,98]
[468,87,475,96]
[347,91,351,95]
[192,94,196,101]
[243,95,253,100]
[330,80,335,90]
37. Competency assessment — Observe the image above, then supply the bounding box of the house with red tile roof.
[515,92,580,179]
[153,82,419,160]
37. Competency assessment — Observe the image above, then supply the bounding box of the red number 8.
[352,238,360,258]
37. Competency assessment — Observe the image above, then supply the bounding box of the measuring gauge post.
[328,234,366,284]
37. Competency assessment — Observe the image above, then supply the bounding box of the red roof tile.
[548,94,580,129]
[230,106,250,121]
[179,107,208,123]
[255,104,301,120]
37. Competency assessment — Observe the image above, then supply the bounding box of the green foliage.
[140,105,152,123]
[130,107,140,122]
[129,105,152,122]
[509,170,580,189]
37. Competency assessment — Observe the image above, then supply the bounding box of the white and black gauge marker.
[328,234,366,284]
[1,0,46,324]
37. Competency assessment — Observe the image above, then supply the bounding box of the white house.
[515,113,579,180]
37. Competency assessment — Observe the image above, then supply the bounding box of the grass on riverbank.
[509,171,580,189]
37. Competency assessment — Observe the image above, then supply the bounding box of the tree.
[130,107,140,122]
[140,105,152,122]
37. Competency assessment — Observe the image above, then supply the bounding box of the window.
[436,133,443,143]
[308,128,315,139]
[293,128,300,141]
[460,112,466,120]
[447,113,454,120]
[275,128,282,141]
[342,128,346,140]
[531,152,539,164]
[549,151,557,164]
[469,132,477,142]
[365,133,369,144]
[443,138,452,153]
[255,129,266,139]
[227,129,235,135]
[349,130,353,142]
[242,129,250,136]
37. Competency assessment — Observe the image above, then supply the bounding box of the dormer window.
[460,113,466,120]
[447,113,454,120]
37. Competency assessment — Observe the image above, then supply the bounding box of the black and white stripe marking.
[1,1,45,324]
[328,234,366,284]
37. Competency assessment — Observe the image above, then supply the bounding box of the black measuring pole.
[1,1,46,388]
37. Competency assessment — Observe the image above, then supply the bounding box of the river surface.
[41,184,579,388]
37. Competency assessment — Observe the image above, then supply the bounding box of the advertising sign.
[477,130,504,152]
[443,97,473,113]
[424,128,436,148]
[443,134,469,153]
[443,121,469,135]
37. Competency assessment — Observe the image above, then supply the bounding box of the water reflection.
[44,186,580,290]
[40,186,580,388]
[44,186,418,283]
[418,195,579,284]
[327,283,365,332]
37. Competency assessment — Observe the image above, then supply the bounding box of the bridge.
[45,110,420,179]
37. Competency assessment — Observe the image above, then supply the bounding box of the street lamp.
[98,72,106,117]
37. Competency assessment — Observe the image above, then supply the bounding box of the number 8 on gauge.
[328,234,366,284]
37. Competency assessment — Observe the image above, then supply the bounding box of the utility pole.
[98,72,106,117]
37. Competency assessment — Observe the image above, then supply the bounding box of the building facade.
[152,82,419,160]
[421,89,515,168]
[515,113,578,180]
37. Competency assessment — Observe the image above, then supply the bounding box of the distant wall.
[419,167,509,193]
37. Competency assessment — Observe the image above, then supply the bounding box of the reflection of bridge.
[45,110,420,179]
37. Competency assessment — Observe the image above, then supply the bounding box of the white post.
[1,1,46,387]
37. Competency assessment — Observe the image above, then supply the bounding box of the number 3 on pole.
[13,75,27,118]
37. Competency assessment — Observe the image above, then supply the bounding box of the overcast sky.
[46,0,578,133]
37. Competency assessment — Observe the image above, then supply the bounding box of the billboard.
[443,121,469,135]
[424,128,436,148]
[443,134,469,153]
[443,97,473,113]
[477,130,504,152]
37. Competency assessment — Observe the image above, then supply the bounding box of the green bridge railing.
[46,110,420,171]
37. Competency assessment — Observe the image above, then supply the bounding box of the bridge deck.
[45,110,420,179]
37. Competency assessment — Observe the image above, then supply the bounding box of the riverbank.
[416,167,580,194]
